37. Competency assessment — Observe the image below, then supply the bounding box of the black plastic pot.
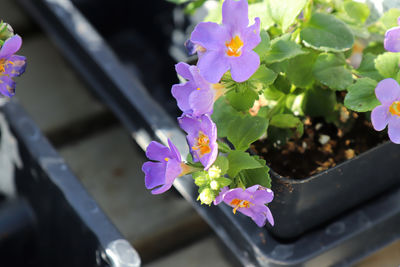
[0,100,140,267]
[18,0,400,265]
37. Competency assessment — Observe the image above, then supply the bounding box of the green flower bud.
[210,180,219,190]
[208,165,221,179]
[0,22,14,41]
[198,187,214,205]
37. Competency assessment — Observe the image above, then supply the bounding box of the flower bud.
[198,187,214,205]
[208,165,221,179]
[0,22,14,41]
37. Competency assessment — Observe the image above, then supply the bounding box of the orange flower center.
[230,198,252,214]
[192,131,211,157]
[389,101,400,117]
[225,35,243,57]
[0,58,13,73]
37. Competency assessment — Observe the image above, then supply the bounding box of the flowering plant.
[143,0,400,227]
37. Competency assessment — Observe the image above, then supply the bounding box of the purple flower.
[172,62,225,117]
[142,139,190,194]
[371,78,400,143]
[190,0,261,83]
[215,185,274,227]
[0,35,26,97]
[178,114,218,170]
[384,17,400,52]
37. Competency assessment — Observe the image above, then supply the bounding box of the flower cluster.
[142,0,274,228]
[0,22,26,98]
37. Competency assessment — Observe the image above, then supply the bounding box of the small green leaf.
[302,87,337,117]
[241,156,271,188]
[226,87,259,111]
[375,52,400,79]
[250,65,277,85]
[286,52,318,88]
[264,34,306,64]
[214,177,232,188]
[212,97,241,138]
[343,0,370,24]
[344,78,379,112]
[270,113,304,137]
[265,0,307,32]
[254,31,271,60]
[249,2,274,30]
[355,53,383,81]
[217,141,232,153]
[227,151,263,178]
[379,8,400,31]
[227,115,269,151]
[301,13,354,52]
[313,53,353,91]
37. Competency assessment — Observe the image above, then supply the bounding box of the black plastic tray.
[0,100,140,267]
[18,0,400,265]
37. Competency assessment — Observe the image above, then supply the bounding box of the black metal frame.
[1,100,140,267]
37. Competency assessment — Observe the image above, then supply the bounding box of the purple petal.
[5,55,26,77]
[142,161,166,190]
[253,188,274,204]
[145,141,172,162]
[189,88,214,117]
[264,206,274,226]
[168,139,181,162]
[242,17,261,51]
[388,116,400,144]
[197,50,230,83]
[175,62,192,80]
[371,105,390,131]
[375,78,400,104]
[191,22,229,51]
[384,26,400,52]
[249,205,270,227]
[222,0,249,32]
[152,159,182,194]
[0,75,15,97]
[0,35,22,59]
[172,82,195,113]
[229,50,260,82]
[214,186,229,205]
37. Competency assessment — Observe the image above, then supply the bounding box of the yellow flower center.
[0,58,13,73]
[225,35,243,57]
[164,157,169,162]
[192,131,211,157]
[230,198,252,214]
[389,101,400,117]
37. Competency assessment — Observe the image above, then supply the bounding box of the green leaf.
[343,0,370,24]
[313,53,353,91]
[286,52,318,88]
[250,64,277,85]
[375,52,400,79]
[214,177,232,188]
[344,78,379,112]
[300,13,354,52]
[355,53,383,81]
[270,113,304,137]
[265,0,307,32]
[212,97,241,138]
[241,156,271,188]
[166,0,190,4]
[264,34,306,64]
[270,75,292,94]
[379,8,400,31]
[302,87,337,117]
[254,30,271,60]
[211,156,229,176]
[217,141,232,153]
[249,1,274,30]
[227,115,269,151]
[226,87,259,111]
[227,151,263,178]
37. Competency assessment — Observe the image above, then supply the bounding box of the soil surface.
[252,110,388,179]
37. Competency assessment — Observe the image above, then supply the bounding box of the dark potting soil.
[252,111,388,179]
